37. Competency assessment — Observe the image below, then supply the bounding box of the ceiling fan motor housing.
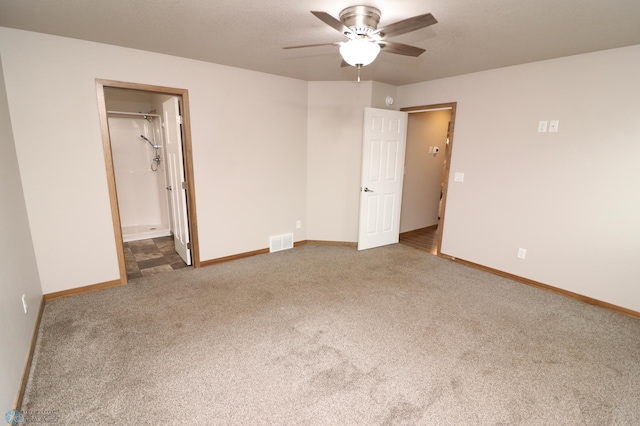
[339,6,381,36]
[282,6,433,66]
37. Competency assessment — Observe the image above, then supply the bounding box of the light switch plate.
[549,120,559,132]
[454,172,465,182]
[538,121,548,132]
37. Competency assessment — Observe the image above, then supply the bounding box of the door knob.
[166,185,172,191]
[363,187,374,192]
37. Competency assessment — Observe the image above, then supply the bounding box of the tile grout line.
[123,236,187,279]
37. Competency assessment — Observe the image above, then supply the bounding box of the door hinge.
[182,181,187,190]
[177,115,183,125]
[187,242,191,250]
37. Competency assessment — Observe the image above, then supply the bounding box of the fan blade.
[375,13,437,39]
[283,42,339,50]
[311,11,354,35]
[379,40,426,57]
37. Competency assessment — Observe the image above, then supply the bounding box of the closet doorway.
[399,103,457,255]
[96,80,199,282]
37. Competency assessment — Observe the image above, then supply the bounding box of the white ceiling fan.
[284,6,438,80]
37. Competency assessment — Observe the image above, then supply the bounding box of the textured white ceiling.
[1,0,639,85]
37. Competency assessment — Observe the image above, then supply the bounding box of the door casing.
[401,102,457,256]
[96,79,200,283]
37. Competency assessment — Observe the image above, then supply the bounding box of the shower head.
[140,134,160,149]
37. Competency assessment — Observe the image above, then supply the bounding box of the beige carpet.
[23,244,640,425]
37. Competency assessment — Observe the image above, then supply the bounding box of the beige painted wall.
[306,81,373,242]
[397,45,640,312]
[104,87,152,112]
[371,81,398,110]
[306,81,400,242]
[3,26,639,407]
[0,28,308,294]
[400,110,451,233]
[0,54,43,410]
[1,26,638,316]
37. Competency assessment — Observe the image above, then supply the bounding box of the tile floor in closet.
[124,236,187,279]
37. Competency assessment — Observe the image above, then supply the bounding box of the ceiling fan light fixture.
[339,38,381,67]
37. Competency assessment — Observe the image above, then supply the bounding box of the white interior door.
[358,107,408,250]
[162,97,191,265]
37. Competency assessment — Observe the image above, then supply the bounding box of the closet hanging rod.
[107,110,161,118]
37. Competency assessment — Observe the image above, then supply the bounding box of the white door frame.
[96,79,200,283]
[401,102,457,255]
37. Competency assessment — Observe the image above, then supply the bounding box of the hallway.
[399,225,438,255]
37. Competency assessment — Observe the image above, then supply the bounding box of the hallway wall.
[400,109,451,233]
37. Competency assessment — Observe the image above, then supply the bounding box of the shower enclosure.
[107,111,171,242]
[99,82,193,269]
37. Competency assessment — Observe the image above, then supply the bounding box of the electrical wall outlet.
[296,220,302,229]
[517,248,527,260]
[22,294,28,314]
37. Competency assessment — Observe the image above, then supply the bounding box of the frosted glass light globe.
[339,39,381,67]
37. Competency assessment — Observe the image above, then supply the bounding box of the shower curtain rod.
[107,110,161,118]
